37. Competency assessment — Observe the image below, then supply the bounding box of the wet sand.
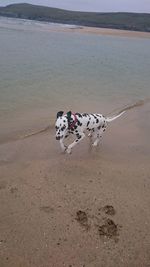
[60,26,150,39]
[0,102,150,267]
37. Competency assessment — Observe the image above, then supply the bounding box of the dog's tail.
[106,111,125,122]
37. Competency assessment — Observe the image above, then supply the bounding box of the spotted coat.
[55,111,125,154]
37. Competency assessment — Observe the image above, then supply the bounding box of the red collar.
[68,113,78,129]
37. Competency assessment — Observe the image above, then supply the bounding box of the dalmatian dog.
[55,110,125,154]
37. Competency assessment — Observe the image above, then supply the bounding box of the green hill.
[0,3,150,32]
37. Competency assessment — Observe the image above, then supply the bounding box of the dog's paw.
[92,142,98,147]
[66,147,72,154]
[61,145,67,153]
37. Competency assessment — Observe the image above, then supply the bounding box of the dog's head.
[55,111,69,140]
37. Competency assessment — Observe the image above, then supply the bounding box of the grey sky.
[0,0,150,13]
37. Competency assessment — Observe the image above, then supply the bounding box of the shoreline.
[0,100,150,162]
[1,16,150,39]
[73,25,150,38]
[0,99,149,146]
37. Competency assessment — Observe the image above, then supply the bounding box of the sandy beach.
[1,17,150,38]
[0,101,150,267]
[56,25,150,39]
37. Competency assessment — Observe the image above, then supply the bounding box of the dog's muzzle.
[56,136,60,140]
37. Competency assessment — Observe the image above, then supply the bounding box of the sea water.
[0,17,150,142]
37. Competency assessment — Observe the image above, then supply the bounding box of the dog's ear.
[57,111,64,118]
[66,111,72,121]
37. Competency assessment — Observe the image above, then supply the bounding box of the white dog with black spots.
[55,110,125,154]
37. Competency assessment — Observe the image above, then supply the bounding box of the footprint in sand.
[75,205,121,242]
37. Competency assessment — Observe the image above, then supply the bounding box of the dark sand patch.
[98,218,119,239]
[75,210,90,230]
[39,206,54,213]
[102,205,116,216]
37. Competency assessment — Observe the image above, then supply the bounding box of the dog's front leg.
[60,138,67,152]
[66,132,85,154]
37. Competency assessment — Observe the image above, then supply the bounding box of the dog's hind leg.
[92,126,106,147]
[66,132,85,154]
[92,130,100,147]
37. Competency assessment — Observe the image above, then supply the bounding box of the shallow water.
[0,17,150,143]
